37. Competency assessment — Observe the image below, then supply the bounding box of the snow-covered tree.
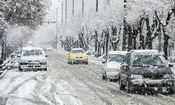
[126,0,175,59]
[0,0,48,61]
[3,0,47,29]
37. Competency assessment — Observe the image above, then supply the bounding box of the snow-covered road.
[0,51,175,105]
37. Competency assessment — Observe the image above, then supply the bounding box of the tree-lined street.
[0,0,175,105]
[0,50,175,105]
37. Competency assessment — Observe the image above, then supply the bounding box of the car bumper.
[130,78,175,88]
[69,58,88,62]
[19,64,47,70]
[106,71,119,79]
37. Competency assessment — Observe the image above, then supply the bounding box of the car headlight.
[130,74,143,79]
[163,74,174,79]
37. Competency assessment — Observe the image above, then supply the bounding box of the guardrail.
[0,57,18,79]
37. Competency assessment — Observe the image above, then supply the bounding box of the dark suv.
[119,50,175,94]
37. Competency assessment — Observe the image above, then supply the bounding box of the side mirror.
[45,55,49,57]
[169,64,173,67]
[86,52,91,55]
[102,61,106,64]
[17,55,21,58]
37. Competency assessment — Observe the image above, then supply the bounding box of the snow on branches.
[3,0,47,29]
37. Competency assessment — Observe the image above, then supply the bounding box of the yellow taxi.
[67,48,88,64]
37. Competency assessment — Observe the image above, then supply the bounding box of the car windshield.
[108,54,125,62]
[131,54,165,67]
[71,50,84,53]
[23,49,43,56]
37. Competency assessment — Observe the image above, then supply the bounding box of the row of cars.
[102,50,175,94]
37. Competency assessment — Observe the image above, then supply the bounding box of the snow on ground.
[0,50,175,105]
[0,67,83,105]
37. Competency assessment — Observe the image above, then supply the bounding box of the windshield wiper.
[132,64,151,67]
[132,64,144,67]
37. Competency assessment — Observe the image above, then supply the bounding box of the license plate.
[28,63,39,66]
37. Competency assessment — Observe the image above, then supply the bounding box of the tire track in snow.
[48,51,175,105]
[49,52,133,105]
[32,73,57,105]
[67,56,175,105]
[51,51,172,105]
[0,72,39,105]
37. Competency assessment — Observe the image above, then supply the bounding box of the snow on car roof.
[22,47,43,50]
[108,51,128,55]
[130,50,160,55]
[71,48,84,51]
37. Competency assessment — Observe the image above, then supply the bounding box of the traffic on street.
[0,48,175,105]
[0,0,175,105]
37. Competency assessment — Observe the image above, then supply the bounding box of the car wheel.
[107,78,112,82]
[85,61,88,65]
[19,66,23,72]
[44,68,47,71]
[102,74,106,80]
[167,87,175,95]
[68,59,71,64]
[119,79,125,90]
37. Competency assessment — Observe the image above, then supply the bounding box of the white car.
[102,51,127,81]
[19,47,48,71]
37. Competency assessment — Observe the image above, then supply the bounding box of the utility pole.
[122,0,127,51]
[96,0,98,12]
[55,8,58,49]
[61,1,64,23]
[72,0,74,16]
[107,0,110,6]
[82,0,84,16]
[65,0,67,23]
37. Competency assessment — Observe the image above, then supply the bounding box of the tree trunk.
[145,17,152,49]
[97,41,101,56]
[138,18,145,49]
[95,31,98,52]
[133,29,138,49]
[163,28,169,60]
[105,30,109,61]
[127,25,133,51]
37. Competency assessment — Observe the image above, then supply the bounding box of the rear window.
[22,49,43,56]
[71,50,84,53]
[108,54,126,62]
[131,54,166,67]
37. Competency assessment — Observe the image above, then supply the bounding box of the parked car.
[19,47,48,71]
[170,50,175,63]
[119,50,175,94]
[102,51,127,81]
[67,48,88,64]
